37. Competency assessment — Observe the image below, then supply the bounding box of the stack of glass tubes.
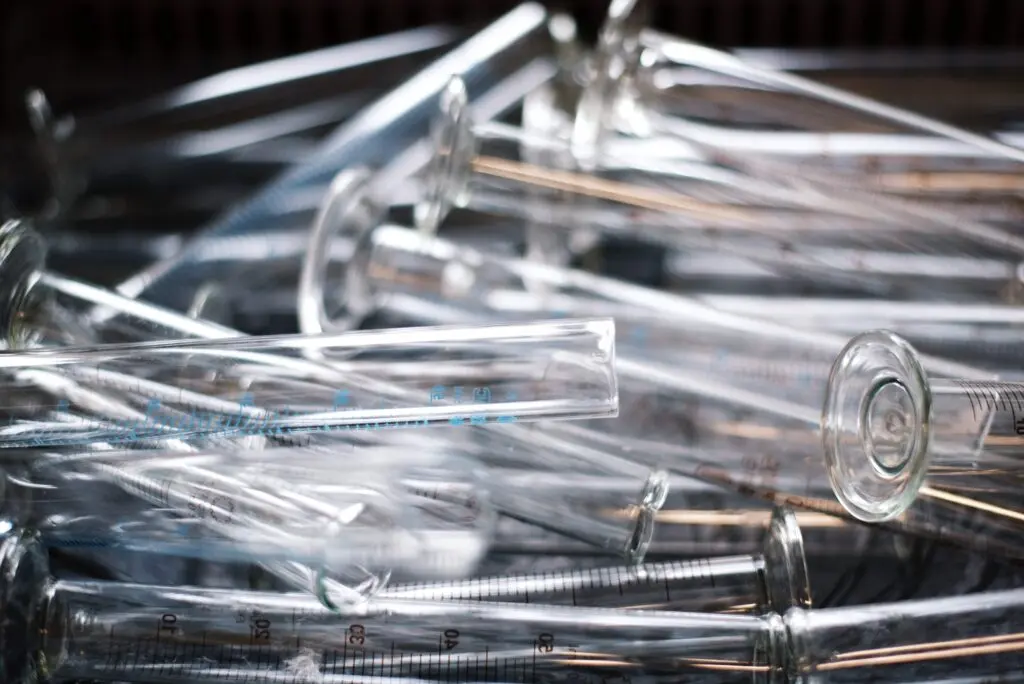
[2,1,1024,681]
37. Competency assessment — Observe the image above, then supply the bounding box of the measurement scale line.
[958,380,981,421]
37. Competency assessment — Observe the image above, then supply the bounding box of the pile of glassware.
[2,1,1024,681]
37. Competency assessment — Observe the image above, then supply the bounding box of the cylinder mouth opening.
[623,469,669,565]
[763,507,811,615]
[298,168,384,335]
[822,330,931,523]
[415,77,477,236]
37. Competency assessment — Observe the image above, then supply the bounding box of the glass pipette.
[6,527,1024,683]
[0,314,616,449]
[383,505,809,615]
[0,217,245,347]
[823,328,1024,559]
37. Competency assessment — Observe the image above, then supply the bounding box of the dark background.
[3,0,1024,137]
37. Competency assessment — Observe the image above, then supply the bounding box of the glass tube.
[0,315,617,449]
[111,2,556,315]
[0,217,247,348]
[384,505,810,615]
[688,294,1024,375]
[11,445,495,584]
[576,0,1024,170]
[787,587,1024,682]
[411,77,1024,301]
[0,529,786,684]
[823,328,1024,559]
[663,246,1024,305]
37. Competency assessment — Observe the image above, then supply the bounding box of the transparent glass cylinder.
[0,218,244,348]
[0,316,617,449]
[384,505,810,616]
[823,329,1024,560]
[0,530,786,684]
[787,586,1024,682]
[488,474,881,561]
[12,445,495,585]
[412,77,1024,300]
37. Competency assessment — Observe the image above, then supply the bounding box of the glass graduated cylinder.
[0,317,617,449]
[823,329,1024,560]
[5,530,1020,684]
[413,79,1024,299]
[385,505,810,615]
[12,445,496,583]
[318,221,950,476]
[0,218,245,349]
[0,530,787,684]
[571,2,1024,271]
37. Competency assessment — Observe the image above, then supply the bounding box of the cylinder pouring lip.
[821,329,931,523]
[414,76,476,236]
[763,506,811,615]
[298,166,382,335]
[622,469,670,565]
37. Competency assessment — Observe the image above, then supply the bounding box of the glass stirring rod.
[382,505,810,615]
[823,328,1024,560]
[3,527,1023,683]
